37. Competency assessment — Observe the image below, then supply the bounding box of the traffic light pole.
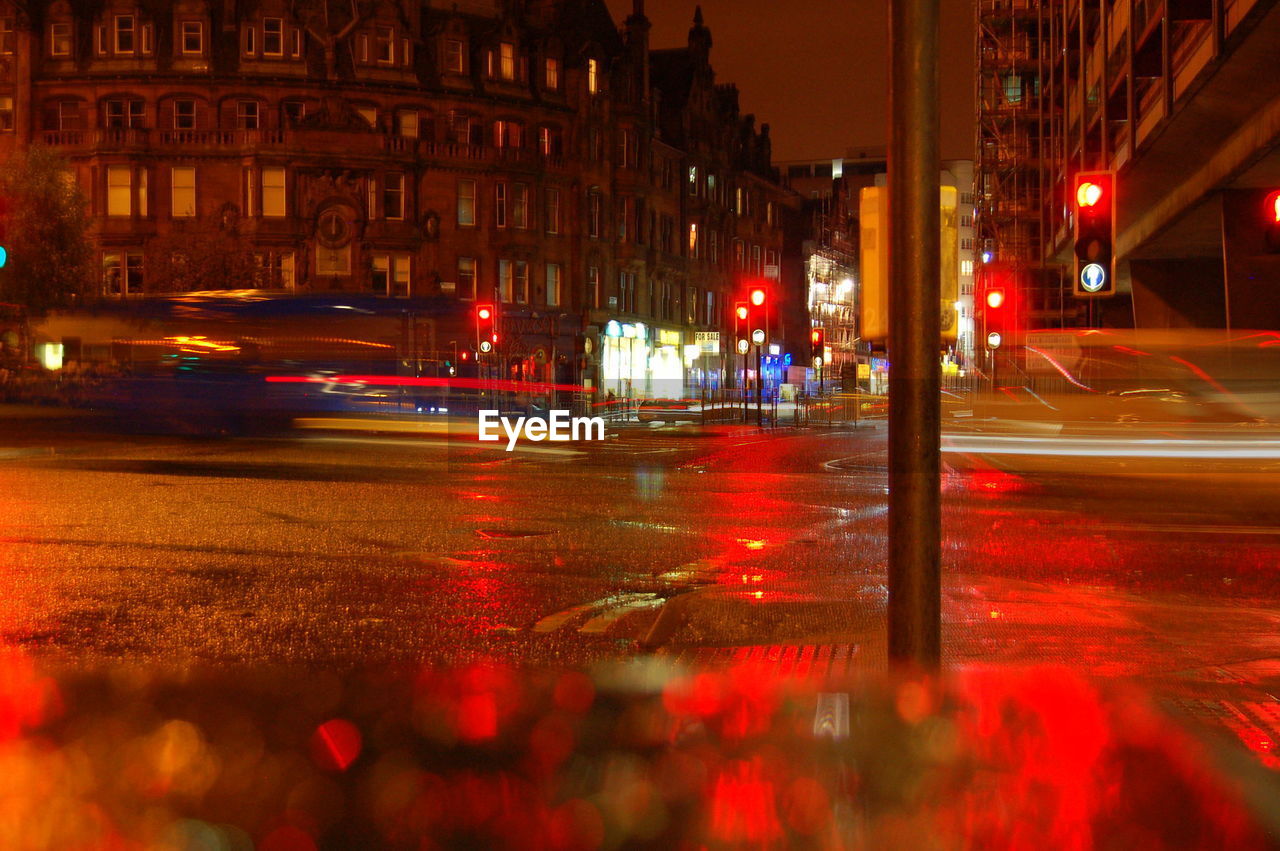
[755,345,763,426]
[887,0,941,670]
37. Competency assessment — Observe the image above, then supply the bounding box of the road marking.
[579,594,665,633]
[533,592,657,633]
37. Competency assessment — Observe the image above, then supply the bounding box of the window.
[0,17,13,55]
[171,166,196,217]
[493,120,521,149]
[105,100,143,129]
[588,265,600,309]
[457,257,476,300]
[374,255,411,296]
[545,263,561,307]
[375,26,394,64]
[445,39,464,73]
[545,188,561,235]
[538,126,562,158]
[961,259,974,277]
[103,251,144,295]
[366,177,377,219]
[618,270,636,313]
[398,111,418,138]
[258,251,295,289]
[617,127,638,168]
[688,166,698,195]
[392,255,410,297]
[0,97,12,132]
[242,24,255,55]
[283,101,305,126]
[617,195,630,242]
[107,166,133,216]
[383,173,404,220]
[357,34,368,63]
[588,192,602,239]
[587,58,599,94]
[449,112,471,144]
[372,255,389,295]
[733,239,745,269]
[114,15,134,53]
[766,201,776,226]
[357,107,377,128]
[262,167,286,217]
[709,229,718,265]
[457,179,476,227]
[544,58,559,90]
[512,183,528,229]
[174,100,196,130]
[237,101,259,130]
[752,244,762,275]
[498,260,511,301]
[494,183,507,228]
[499,42,515,80]
[51,23,73,57]
[263,18,283,56]
[179,21,202,55]
[514,261,528,303]
[244,168,255,217]
[688,223,699,257]
[142,22,152,54]
[735,187,744,216]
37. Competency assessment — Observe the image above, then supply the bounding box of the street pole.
[747,342,757,424]
[888,0,942,670]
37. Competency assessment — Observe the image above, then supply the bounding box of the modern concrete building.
[977,0,1280,331]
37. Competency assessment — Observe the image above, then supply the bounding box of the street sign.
[1079,262,1106,294]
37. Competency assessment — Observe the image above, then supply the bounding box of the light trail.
[942,434,1280,460]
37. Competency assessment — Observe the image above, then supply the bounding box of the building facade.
[784,153,977,385]
[977,0,1280,332]
[0,0,794,398]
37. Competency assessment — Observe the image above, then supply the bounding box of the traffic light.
[1264,190,1280,253]
[983,286,1006,349]
[475,303,497,354]
[733,301,750,355]
[1073,171,1115,297]
[0,196,9,270]
[747,285,768,346]
[809,327,825,368]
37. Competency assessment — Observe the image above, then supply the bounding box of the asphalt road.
[1,407,1278,671]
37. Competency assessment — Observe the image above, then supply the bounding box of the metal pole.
[755,345,763,426]
[888,0,942,669]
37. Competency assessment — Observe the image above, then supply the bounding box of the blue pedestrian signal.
[0,246,7,268]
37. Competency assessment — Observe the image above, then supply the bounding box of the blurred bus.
[984,328,1280,424]
[29,291,511,432]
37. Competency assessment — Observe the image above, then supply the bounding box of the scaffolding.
[974,0,1070,332]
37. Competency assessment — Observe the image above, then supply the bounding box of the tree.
[143,207,260,293]
[0,145,93,314]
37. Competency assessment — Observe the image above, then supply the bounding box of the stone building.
[0,0,795,397]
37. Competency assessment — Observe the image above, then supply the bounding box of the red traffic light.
[735,304,749,321]
[810,329,822,344]
[476,305,493,321]
[1266,190,1280,224]
[1076,181,1104,209]
[749,288,766,306]
[986,289,1005,309]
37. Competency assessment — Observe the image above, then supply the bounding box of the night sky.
[603,0,976,164]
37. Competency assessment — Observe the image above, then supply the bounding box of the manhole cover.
[476,529,553,539]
